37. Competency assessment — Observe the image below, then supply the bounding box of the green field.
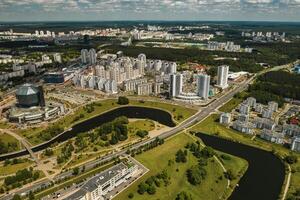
[191,113,300,199]
[0,133,22,153]
[0,161,33,176]
[128,120,155,136]
[219,98,243,113]
[16,99,197,145]
[115,133,247,200]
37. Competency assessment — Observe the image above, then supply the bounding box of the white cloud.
[0,0,299,19]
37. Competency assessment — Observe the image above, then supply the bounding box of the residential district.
[0,22,299,200]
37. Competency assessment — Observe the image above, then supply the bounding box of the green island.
[114,133,248,200]
[15,98,197,146]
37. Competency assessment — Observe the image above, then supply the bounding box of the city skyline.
[0,0,300,22]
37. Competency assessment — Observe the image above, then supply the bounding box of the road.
[0,62,293,200]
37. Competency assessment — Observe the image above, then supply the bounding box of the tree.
[285,155,298,164]
[176,149,187,163]
[117,96,129,105]
[224,169,235,180]
[44,148,54,156]
[186,166,207,185]
[109,133,118,145]
[176,191,193,200]
[136,130,149,138]
[147,185,156,195]
[28,191,35,200]
[72,167,80,175]
[12,194,21,200]
[138,182,148,194]
[128,193,134,199]
[201,147,215,158]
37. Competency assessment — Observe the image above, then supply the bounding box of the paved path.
[0,129,51,180]
[282,164,292,200]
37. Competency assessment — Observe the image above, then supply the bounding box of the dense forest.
[248,71,300,106]
[105,42,299,73]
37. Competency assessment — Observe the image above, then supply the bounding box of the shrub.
[117,96,129,105]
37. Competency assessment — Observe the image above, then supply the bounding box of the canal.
[197,133,285,200]
[0,106,176,161]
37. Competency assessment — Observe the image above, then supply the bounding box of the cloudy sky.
[0,0,299,22]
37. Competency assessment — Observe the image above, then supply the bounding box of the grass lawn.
[127,120,155,136]
[192,113,300,199]
[115,133,246,200]
[0,122,13,129]
[0,132,22,152]
[190,114,253,143]
[16,99,197,145]
[219,98,243,113]
[0,161,33,176]
[215,151,248,197]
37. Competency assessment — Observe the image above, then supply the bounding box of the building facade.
[216,65,229,89]
[197,74,210,100]
[169,73,183,98]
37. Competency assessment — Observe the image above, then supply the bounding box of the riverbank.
[15,99,197,146]
[192,113,299,199]
[114,133,247,200]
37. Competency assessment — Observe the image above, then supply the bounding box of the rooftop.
[64,162,129,200]
[16,84,39,96]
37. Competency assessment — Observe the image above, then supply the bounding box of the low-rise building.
[239,103,250,115]
[283,124,300,137]
[291,137,300,152]
[9,103,65,124]
[253,117,276,130]
[255,103,264,113]
[268,101,278,112]
[247,97,256,107]
[237,114,249,122]
[260,129,285,144]
[232,120,254,134]
[220,113,231,125]
[64,162,138,200]
[262,108,273,119]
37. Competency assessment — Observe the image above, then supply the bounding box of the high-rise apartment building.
[216,65,229,89]
[197,74,210,99]
[169,73,183,98]
[81,49,89,64]
[88,48,97,64]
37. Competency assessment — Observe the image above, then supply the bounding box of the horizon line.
[1,19,300,23]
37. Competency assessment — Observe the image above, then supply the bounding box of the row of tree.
[4,168,40,187]
[38,125,64,141]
